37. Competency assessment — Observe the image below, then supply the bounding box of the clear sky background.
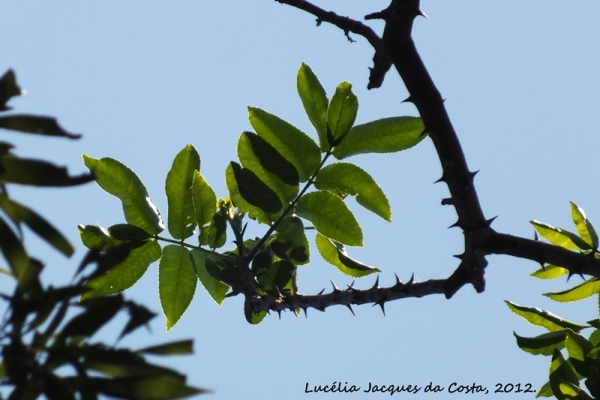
[2,1,600,399]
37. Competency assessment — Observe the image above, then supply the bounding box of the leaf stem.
[154,235,237,262]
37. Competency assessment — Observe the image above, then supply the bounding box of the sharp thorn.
[441,198,453,205]
[453,253,465,261]
[302,307,308,318]
[486,216,498,226]
[534,231,540,241]
[448,220,462,229]
[330,280,341,292]
[419,9,429,18]
[434,175,447,184]
[402,95,414,104]
[394,273,402,285]
[373,301,386,316]
[407,273,415,285]
[346,304,356,316]
[317,288,325,295]
[372,275,380,290]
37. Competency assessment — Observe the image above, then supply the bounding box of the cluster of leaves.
[79,63,426,327]
[508,202,600,399]
[0,70,205,399]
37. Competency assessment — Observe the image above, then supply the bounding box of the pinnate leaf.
[83,155,164,235]
[159,245,197,330]
[316,234,379,277]
[333,116,426,159]
[165,144,200,240]
[297,63,328,150]
[248,107,320,181]
[315,162,390,221]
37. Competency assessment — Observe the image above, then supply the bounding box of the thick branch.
[248,277,445,315]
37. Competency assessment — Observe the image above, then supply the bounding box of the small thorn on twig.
[402,95,414,104]
[441,198,454,205]
[346,304,356,316]
[486,216,498,226]
[453,253,465,261]
[302,307,308,318]
[317,288,325,295]
[407,273,415,285]
[371,275,380,290]
[419,9,429,18]
[448,220,463,229]
[373,300,386,316]
[330,280,341,292]
[434,175,447,184]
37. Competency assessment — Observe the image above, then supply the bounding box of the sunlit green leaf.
[297,63,328,150]
[79,224,122,250]
[333,116,426,159]
[166,144,200,240]
[316,233,380,277]
[531,265,569,280]
[296,191,363,246]
[544,279,600,303]
[327,82,358,146]
[505,301,588,332]
[571,202,598,250]
[314,162,391,221]
[0,115,80,138]
[270,216,310,265]
[159,245,197,330]
[0,193,73,256]
[531,220,591,251]
[0,156,93,186]
[566,330,593,378]
[138,340,194,356]
[513,331,567,356]
[83,155,164,234]
[226,162,281,224]
[190,249,229,305]
[0,69,22,110]
[192,170,217,246]
[82,240,161,300]
[248,107,320,181]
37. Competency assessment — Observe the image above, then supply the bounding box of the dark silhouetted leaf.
[269,216,309,265]
[0,69,22,110]
[0,115,80,138]
[138,340,193,356]
[108,224,153,241]
[60,295,124,339]
[120,301,157,340]
[0,216,29,275]
[190,250,229,305]
[513,331,567,356]
[0,156,92,186]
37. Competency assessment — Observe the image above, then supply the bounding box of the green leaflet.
[248,107,321,182]
[314,162,391,222]
[0,193,73,256]
[332,116,426,159]
[254,257,297,295]
[531,220,591,251]
[0,69,22,110]
[226,162,282,224]
[190,249,229,305]
[296,191,363,246]
[327,82,358,147]
[571,202,598,250]
[566,331,593,378]
[297,63,328,151]
[79,224,122,250]
[108,224,153,241]
[82,241,161,301]
[244,301,267,325]
[83,155,164,235]
[165,145,200,240]
[316,233,380,277]
[269,216,310,265]
[513,331,567,356]
[0,115,80,138]
[544,278,600,303]
[505,301,588,332]
[549,350,582,400]
[530,265,569,280]
[191,171,217,246]
[237,132,299,204]
[159,245,197,330]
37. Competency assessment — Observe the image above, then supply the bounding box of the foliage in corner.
[508,202,600,399]
[80,63,426,326]
[0,69,206,399]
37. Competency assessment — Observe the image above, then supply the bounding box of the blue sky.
[2,1,600,398]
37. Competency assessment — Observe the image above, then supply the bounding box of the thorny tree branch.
[245,0,600,316]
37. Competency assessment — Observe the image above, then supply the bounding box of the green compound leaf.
[0,115,80,138]
[297,63,328,151]
[0,193,73,256]
[316,233,380,277]
[333,116,426,160]
[237,132,299,203]
[248,107,320,182]
[165,144,200,240]
[191,171,217,246]
[83,155,164,235]
[226,162,282,224]
[327,82,358,147]
[82,240,161,301]
[544,278,600,303]
[505,301,588,332]
[296,191,363,246]
[269,216,310,265]
[159,245,198,330]
[571,202,598,250]
[190,249,229,305]
[531,220,591,251]
[513,331,567,356]
[314,162,391,222]
[530,265,569,280]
